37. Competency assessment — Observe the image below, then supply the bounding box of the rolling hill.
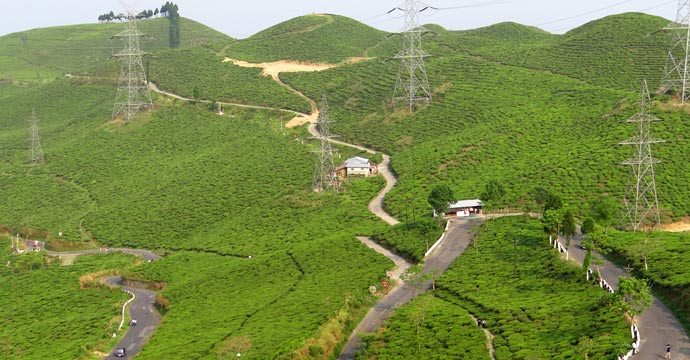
[1,10,689,360]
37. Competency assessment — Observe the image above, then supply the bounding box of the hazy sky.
[1,0,680,38]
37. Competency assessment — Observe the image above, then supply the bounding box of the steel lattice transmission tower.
[620,81,664,231]
[661,0,690,102]
[111,13,153,122]
[28,109,45,165]
[392,0,432,111]
[312,95,339,193]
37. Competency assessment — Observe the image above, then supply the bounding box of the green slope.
[2,11,689,359]
[463,13,669,92]
[281,12,690,220]
[223,14,388,62]
[0,77,390,358]
[0,17,232,84]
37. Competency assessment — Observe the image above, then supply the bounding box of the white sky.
[0,0,679,38]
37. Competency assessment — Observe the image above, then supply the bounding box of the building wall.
[347,166,370,176]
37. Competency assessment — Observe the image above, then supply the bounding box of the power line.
[535,0,638,27]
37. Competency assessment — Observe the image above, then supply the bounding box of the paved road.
[567,234,690,360]
[104,276,161,360]
[340,218,480,359]
[42,248,162,359]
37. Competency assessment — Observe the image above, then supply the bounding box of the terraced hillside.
[281,13,687,220]
[1,11,689,360]
[0,17,231,84]
[223,14,388,63]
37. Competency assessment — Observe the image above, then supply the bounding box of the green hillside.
[1,10,689,360]
[148,47,310,113]
[0,76,390,358]
[223,14,389,62]
[462,13,669,92]
[281,12,689,220]
[0,17,231,84]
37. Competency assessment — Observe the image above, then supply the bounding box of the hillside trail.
[149,60,492,358]
[150,57,399,225]
[564,233,690,360]
[469,314,496,360]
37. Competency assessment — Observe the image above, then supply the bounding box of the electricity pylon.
[620,81,663,231]
[312,95,339,193]
[392,0,432,111]
[28,109,44,165]
[112,13,152,122]
[661,0,690,102]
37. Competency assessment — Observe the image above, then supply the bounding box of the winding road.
[43,247,162,359]
[104,276,161,360]
[147,62,690,360]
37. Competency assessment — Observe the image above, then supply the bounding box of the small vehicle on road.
[114,347,126,357]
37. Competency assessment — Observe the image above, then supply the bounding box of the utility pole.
[311,95,339,192]
[112,12,153,122]
[28,109,44,165]
[620,80,664,231]
[661,0,690,102]
[392,0,432,111]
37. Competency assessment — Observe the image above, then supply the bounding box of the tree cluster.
[97,2,178,23]
[163,2,181,48]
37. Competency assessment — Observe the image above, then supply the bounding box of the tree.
[581,217,595,234]
[192,86,201,105]
[542,209,563,245]
[427,184,454,217]
[415,218,438,253]
[592,196,619,234]
[401,265,426,296]
[561,208,576,260]
[616,277,653,322]
[543,191,563,213]
[480,180,505,205]
[533,186,548,209]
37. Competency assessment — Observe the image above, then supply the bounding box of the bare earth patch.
[223,57,370,127]
[662,220,690,232]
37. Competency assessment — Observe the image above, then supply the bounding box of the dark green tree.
[561,208,576,260]
[428,184,454,217]
[592,196,619,234]
[165,2,181,48]
[192,86,201,105]
[616,277,653,321]
[543,191,563,213]
[480,180,505,205]
[581,217,595,234]
[542,208,563,244]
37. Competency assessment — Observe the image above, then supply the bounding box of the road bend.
[340,217,481,359]
[104,276,161,360]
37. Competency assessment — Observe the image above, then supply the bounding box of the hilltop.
[0,17,231,85]
[222,14,388,62]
